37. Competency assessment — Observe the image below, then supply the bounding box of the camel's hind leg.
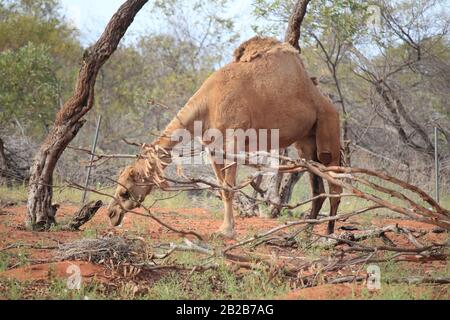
[297,139,341,234]
[295,140,326,221]
[309,173,326,220]
[209,155,237,239]
[315,103,342,234]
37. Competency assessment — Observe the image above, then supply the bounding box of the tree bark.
[284,0,311,52]
[375,83,434,157]
[63,200,103,231]
[262,169,283,218]
[26,0,148,230]
[262,149,305,218]
[279,171,303,206]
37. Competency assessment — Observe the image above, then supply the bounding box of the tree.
[64,0,238,186]
[349,0,449,159]
[253,0,370,166]
[0,0,81,62]
[0,43,59,138]
[26,0,149,230]
[152,0,238,66]
[0,0,83,187]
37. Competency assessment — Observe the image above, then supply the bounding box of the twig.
[223,206,383,253]
[67,180,204,241]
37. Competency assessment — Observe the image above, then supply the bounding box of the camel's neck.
[152,96,206,151]
[152,117,187,151]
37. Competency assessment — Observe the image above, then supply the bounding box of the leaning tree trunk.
[262,149,305,218]
[278,171,303,208]
[27,0,148,230]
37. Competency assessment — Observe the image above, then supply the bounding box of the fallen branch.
[387,276,450,285]
[223,205,383,254]
[62,200,103,231]
[67,180,203,241]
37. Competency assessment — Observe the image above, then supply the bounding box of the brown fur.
[233,36,282,62]
[108,37,343,238]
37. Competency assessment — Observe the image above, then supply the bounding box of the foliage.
[0,0,81,61]
[0,0,82,139]
[0,43,59,137]
[152,0,238,64]
[0,0,449,191]
[252,0,450,184]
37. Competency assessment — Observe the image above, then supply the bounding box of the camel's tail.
[315,106,341,166]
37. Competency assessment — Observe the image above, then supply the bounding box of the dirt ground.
[0,203,448,300]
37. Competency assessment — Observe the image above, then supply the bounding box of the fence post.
[434,127,440,204]
[81,116,102,204]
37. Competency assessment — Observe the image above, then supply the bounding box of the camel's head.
[107,146,170,227]
[107,162,154,227]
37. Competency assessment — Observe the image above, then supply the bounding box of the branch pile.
[61,148,449,289]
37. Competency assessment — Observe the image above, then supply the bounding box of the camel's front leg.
[210,157,237,239]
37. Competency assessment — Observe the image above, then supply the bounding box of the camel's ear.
[129,168,136,178]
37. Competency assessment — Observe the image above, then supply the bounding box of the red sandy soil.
[0,203,448,299]
[0,204,283,284]
[284,284,362,300]
[284,284,448,300]
[1,261,109,283]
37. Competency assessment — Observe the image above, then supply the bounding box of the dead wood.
[62,200,103,231]
[387,276,450,285]
[56,147,449,292]
[54,235,149,266]
[68,180,204,241]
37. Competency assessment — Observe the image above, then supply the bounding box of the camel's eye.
[121,191,130,199]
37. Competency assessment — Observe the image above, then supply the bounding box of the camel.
[107,37,342,238]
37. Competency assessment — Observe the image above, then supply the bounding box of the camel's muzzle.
[107,203,126,227]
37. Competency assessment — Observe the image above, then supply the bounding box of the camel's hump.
[233,36,298,63]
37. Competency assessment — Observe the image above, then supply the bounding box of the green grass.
[147,259,290,300]
[2,171,448,216]
[355,253,450,300]
[0,183,224,212]
[0,184,29,203]
[0,252,12,272]
[0,237,447,300]
[360,284,437,300]
[0,251,290,300]
[0,183,113,205]
[0,278,111,300]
